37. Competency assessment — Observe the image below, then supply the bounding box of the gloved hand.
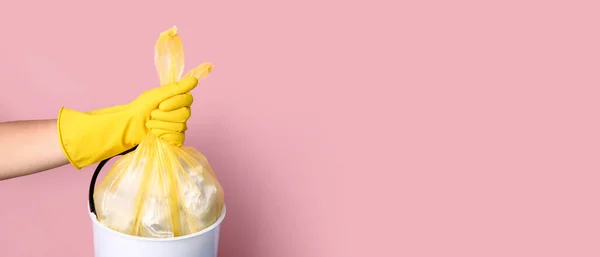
[57,77,198,169]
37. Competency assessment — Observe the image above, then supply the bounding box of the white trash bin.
[88,205,226,257]
[87,146,226,257]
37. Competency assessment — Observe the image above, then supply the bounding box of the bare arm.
[0,119,69,180]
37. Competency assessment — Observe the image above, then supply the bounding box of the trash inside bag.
[93,26,224,238]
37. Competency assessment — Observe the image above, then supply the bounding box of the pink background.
[0,0,600,256]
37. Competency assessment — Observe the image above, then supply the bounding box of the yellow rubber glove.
[57,77,198,169]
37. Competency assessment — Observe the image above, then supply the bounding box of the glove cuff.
[57,107,132,169]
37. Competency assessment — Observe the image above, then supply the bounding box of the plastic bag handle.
[88,146,138,215]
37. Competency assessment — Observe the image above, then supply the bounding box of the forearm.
[0,119,69,180]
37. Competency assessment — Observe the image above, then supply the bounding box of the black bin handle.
[88,145,138,215]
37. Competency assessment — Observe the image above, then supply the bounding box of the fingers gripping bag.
[91,26,224,238]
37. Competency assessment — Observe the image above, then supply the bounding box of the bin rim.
[88,203,226,242]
